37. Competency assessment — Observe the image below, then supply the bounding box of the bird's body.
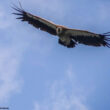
[13,5,110,48]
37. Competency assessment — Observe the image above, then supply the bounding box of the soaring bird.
[13,5,110,48]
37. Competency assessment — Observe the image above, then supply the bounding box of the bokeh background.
[0,0,110,110]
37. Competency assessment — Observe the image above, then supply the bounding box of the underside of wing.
[68,29,110,47]
[12,6,57,35]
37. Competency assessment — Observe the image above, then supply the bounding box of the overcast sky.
[0,0,110,110]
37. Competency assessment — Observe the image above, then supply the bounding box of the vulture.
[12,5,110,48]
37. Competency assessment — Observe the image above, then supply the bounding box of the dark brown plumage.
[12,5,110,48]
[12,6,57,35]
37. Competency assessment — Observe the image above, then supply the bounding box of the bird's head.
[56,27,63,35]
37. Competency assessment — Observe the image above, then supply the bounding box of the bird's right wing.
[12,6,57,35]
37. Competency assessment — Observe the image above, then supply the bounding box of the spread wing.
[67,29,110,47]
[12,6,57,35]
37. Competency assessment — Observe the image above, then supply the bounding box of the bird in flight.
[13,5,110,48]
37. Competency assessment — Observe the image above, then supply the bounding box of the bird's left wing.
[67,29,110,47]
[12,6,57,35]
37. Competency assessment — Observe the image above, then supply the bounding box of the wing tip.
[12,3,28,21]
[101,34,110,48]
[12,5,24,14]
